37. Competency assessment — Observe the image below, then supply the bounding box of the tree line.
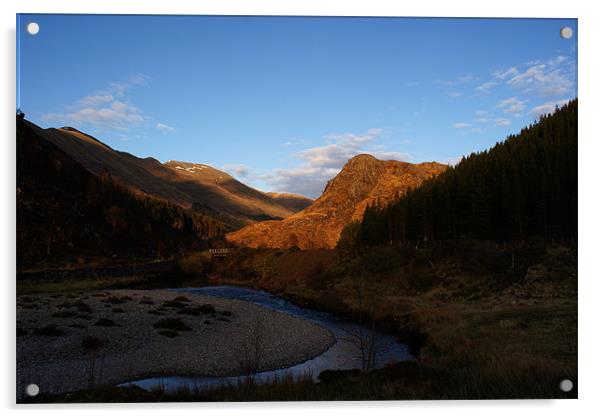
[340,99,577,250]
[17,117,225,268]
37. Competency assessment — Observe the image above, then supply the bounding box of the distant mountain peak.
[30,122,312,229]
[348,153,378,163]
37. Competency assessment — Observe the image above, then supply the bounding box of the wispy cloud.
[78,94,114,107]
[497,97,526,114]
[108,74,149,96]
[42,74,150,131]
[507,64,571,96]
[529,98,571,117]
[471,55,575,99]
[492,67,519,80]
[457,55,575,132]
[453,122,472,129]
[475,81,497,93]
[223,164,250,178]
[156,122,175,132]
[43,101,144,130]
[499,56,575,97]
[474,110,491,123]
[435,74,477,98]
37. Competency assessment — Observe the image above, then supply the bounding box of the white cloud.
[108,74,150,97]
[223,164,250,178]
[497,97,526,114]
[260,128,409,198]
[453,122,471,129]
[474,55,575,100]
[494,118,511,126]
[529,98,571,117]
[457,74,476,83]
[156,122,175,132]
[474,110,491,123]
[294,128,383,169]
[372,150,412,161]
[475,81,497,93]
[79,94,114,106]
[548,55,568,66]
[493,67,519,80]
[471,127,483,133]
[43,103,144,130]
[436,74,475,86]
[506,58,574,96]
[41,75,150,130]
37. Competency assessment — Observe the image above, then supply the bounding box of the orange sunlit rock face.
[227,154,447,249]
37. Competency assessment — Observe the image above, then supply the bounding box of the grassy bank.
[25,355,575,402]
[190,241,578,399]
[20,241,577,401]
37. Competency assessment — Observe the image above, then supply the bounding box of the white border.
[2,1,601,417]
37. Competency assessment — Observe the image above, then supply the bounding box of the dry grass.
[207,244,577,399]
[18,244,577,401]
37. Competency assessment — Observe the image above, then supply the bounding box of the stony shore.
[16,289,335,396]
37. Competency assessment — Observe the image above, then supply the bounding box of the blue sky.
[17,15,577,198]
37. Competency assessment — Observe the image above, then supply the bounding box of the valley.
[16,101,578,402]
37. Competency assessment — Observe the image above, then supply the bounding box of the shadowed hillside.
[33,123,311,229]
[17,117,224,269]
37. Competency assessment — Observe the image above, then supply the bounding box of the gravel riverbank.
[17,289,335,396]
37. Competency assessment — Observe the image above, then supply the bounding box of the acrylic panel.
[16,14,578,403]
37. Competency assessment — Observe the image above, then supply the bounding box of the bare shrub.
[81,336,105,389]
[341,282,393,371]
[238,318,266,382]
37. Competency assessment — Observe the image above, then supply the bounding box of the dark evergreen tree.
[343,99,577,248]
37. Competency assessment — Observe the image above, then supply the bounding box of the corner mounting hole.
[560,26,573,40]
[25,383,39,397]
[26,22,40,36]
[559,379,573,392]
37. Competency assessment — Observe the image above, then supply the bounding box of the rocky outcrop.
[227,154,446,249]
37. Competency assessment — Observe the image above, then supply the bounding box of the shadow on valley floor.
[19,239,577,402]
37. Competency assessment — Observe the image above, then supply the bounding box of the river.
[124,285,412,392]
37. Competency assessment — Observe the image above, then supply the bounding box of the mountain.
[226,154,447,249]
[163,160,313,223]
[350,100,578,247]
[32,124,312,229]
[17,117,224,268]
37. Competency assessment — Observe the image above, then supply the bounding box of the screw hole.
[560,26,573,40]
[559,379,573,392]
[26,22,40,36]
[25,383,39,397]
